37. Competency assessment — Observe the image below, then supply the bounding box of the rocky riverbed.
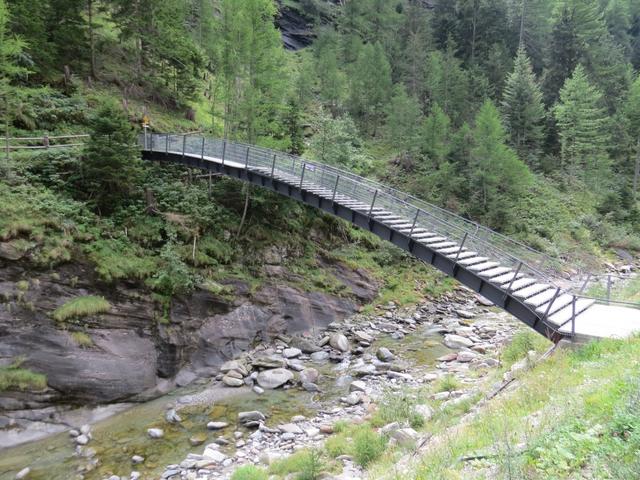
[0,285,525,480]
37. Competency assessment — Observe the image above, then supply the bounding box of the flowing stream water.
[0,322,455,480]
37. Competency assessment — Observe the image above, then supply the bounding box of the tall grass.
[53,295,111,322]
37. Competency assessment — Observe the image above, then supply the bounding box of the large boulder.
[256,368,294,389]
[329,333,350,352]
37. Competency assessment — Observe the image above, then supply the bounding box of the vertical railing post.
[368,190,378,217]
[182,134,187,158]
[165,134,169,154]
[200,137,205,160]
[409,209,420,236]
[221,140,227,167]
[150,133,154,152]
[244,146,250,170]
[270,154,277,178]
[506,262,523,293]
[299,162,306,189]
[543,287,561,319]
[454,233,468,263]
[607,274,612,305]
[571,295,577,337]
[579,274,592,294]
[332,175,340,203]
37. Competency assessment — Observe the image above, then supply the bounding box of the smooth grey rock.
[391,428,419,447]
[310,351,330,362]
[342,392,363,406]
[252,385,265,395]
[131,455,145,464]
[329,333,350,352]
[279,423,303,434]
[175,369,198,387]
[75,434,89,445]
[414,404,434,422]
[15,467,30,479]
[165,408,182,424]
[299,367,319,384]
[376,347,395,362]
[283,347,302,359]
[302,382,320,392]
[207,421,229,430]
[352,364,376,377]
[349,380,367,392]
[202,447,227,463]
[251,354,286,369]
[222,375,244,387]
[238,411,266,425]
[455,309,476,319]
[443,334,474,349]
[456,351,477,363]
[147,428,164,439]
[257,368,294,389]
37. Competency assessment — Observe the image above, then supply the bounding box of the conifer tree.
[501,47,546,167]
[0,0,27,175]
[469,100,532,229]
[385,84,423,152]
[348,42,392,136]
[82,102,142,214]
[553,65,611,179]
[623,75,640,194]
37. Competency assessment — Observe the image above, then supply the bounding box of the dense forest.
[2,0,640,288]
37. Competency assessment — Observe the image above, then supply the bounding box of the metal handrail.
[140,133,638,326]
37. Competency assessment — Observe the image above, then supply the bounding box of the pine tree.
[553,65,611,179]
[422,104,452,168]
[215,0,287,142]
[501,47,546,166]
[348,42,392,136]
[385,84,423,152]
[0,0,27,174]
[81,102,142,214]
[423,41,471,126]
[623,74,640,194]
[468,100,532,229]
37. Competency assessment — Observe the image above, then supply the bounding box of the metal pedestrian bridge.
[141,133,640,343]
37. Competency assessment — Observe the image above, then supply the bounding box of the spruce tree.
[624,75,640,194]
[385,84,423,152]
[0,0,27,175]
[348,42,392,136]
[553,64,611,180]
[81,102,142,214]
[501,47,546,167]
[469,100,532,229]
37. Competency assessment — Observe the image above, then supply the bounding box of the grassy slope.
[234,333,640,480]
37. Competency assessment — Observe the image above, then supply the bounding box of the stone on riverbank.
[238,411,266,427]
[207,421,229,430]
[329,333,350,352]
[256,368,294,389]
[147,428,164,439]
[222,375,244,387]
[444,334,474,349]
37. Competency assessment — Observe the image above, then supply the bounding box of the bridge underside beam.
[145,151,563,341]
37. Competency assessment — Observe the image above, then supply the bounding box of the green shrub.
[352,427,387,467]
[269,451,315,476]
[230,465,268,480]
[53,296,111,322]
[86,238,157,283]
[297,449,324,480]
[325,434,350,458]
[435,375,461,393]
[502,331,550,367]
[0,358,47,391]
[70,331,94,348]
[372,390,425,429]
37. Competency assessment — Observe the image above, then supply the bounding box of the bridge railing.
[142,133,571,292]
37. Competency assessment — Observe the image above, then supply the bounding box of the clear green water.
[0,322,451,480]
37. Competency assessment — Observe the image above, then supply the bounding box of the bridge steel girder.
[145,151,559,340]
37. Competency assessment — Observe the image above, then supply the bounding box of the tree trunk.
[520,0,527,47]
[88,0,97,79]
[236,184,251,238]
[634,139,640,197]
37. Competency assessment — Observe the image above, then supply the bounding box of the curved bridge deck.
[141,133,640,343]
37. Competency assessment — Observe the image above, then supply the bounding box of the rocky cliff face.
[0,253,378,410]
